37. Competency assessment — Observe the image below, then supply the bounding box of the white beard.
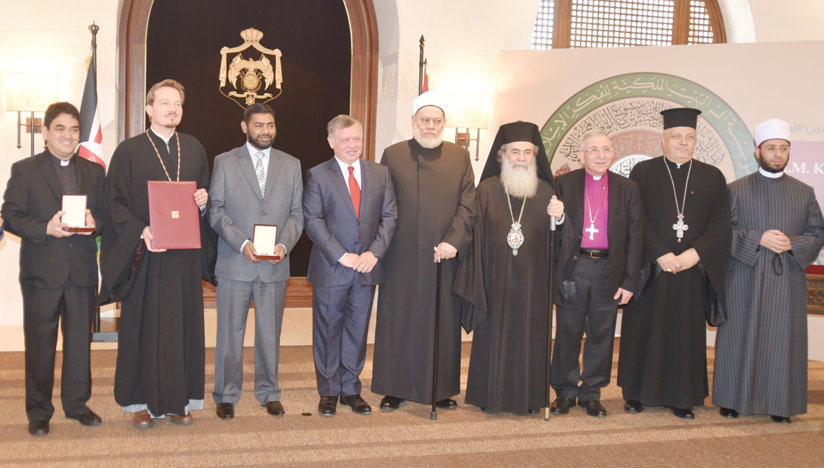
[413,127,443,149]
[500,158,539,198]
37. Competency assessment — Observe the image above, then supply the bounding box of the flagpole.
[86,21,106,340]
[89,22,99,82]
[418,35,425,95]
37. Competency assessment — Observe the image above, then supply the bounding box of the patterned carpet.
[1,343,822,467]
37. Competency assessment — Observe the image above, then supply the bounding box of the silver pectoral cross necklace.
[663,158,692,243]
[585,223,599,240]
[672,213,689,240]
[506,192,527,256]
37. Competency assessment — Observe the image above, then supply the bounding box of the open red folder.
[147,180,201,250]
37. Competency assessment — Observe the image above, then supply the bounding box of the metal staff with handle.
[431,247,442,421]
[544,215,557,421]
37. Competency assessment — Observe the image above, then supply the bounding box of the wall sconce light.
[447,93,489,161]
[6,72,60,157]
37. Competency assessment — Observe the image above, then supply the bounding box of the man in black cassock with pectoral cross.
[455,121,564,415]
[617,108,732,419]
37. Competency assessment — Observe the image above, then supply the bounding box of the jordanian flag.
[78,55,106,169]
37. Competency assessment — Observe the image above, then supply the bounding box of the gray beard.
[413,128,443,149]
[500,160,539,199]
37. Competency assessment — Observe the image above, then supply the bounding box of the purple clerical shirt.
[580,171,609,249]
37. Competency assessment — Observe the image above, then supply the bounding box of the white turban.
[754,119,791,147]
[412,91,445,117]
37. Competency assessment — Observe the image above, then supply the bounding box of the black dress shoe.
[216,402,234,419]
[771,415,791,424]
[265,401,285,416]
[380,396,404,411]
[28,420,49,437]
[719,407,739,419]
[624,399,644,414]
[340,394,372,415]
[579,400,607,418]
[670,407,695,419]
[318,396,337,416]
[527,409,539,415]
[435,398,458,410]
[67,409,102,427]
[550,397,575,415]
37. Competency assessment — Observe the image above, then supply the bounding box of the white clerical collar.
[246,142,271,158]
[665,156,690,169]
[150,126,174,145]
[758,167,784,179]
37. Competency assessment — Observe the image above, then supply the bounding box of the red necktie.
[348,165,361,218]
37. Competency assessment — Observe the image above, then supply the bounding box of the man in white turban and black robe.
[371,91,476,411]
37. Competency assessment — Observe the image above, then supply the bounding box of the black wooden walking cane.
[431,254,442,421]
[544,215,557,421]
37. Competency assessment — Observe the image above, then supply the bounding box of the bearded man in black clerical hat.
[617,107,731,420]
[455,121,564,415]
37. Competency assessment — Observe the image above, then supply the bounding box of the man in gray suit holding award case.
[209,103,303,419]
[303,115,397,416]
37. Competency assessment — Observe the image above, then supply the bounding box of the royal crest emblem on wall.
[219,28,283,109]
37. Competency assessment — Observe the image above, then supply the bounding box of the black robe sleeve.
[691,164,732,325]
[98,140,147,304]
[453,186,488,333]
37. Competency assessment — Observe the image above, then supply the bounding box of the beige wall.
[1,0,824,327]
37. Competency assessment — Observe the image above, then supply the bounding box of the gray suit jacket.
[209,145,303,283]
[303,157,397,287]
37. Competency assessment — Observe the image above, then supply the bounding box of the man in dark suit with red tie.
[2,102,105,436]
[549,129,643,418]
[303,114,397,416]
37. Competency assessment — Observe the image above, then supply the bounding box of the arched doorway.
[116,0,378,305]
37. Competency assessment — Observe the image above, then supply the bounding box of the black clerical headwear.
[661,107,702,129]
[480,121,554,188]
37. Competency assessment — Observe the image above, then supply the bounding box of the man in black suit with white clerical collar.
[549,129,642,418]
[2,102,105,436]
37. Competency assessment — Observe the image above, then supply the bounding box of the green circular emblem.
[541,72,755,179]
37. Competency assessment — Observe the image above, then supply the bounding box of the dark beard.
[759,158,787,173]
[248,134,273,150]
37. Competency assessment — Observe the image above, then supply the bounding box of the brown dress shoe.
[216,402,234,419]
[265,401,285,415]
[132,410,155,429]
[169,413,194,425]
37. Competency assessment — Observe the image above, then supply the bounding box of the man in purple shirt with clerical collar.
[549,129,643,418]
